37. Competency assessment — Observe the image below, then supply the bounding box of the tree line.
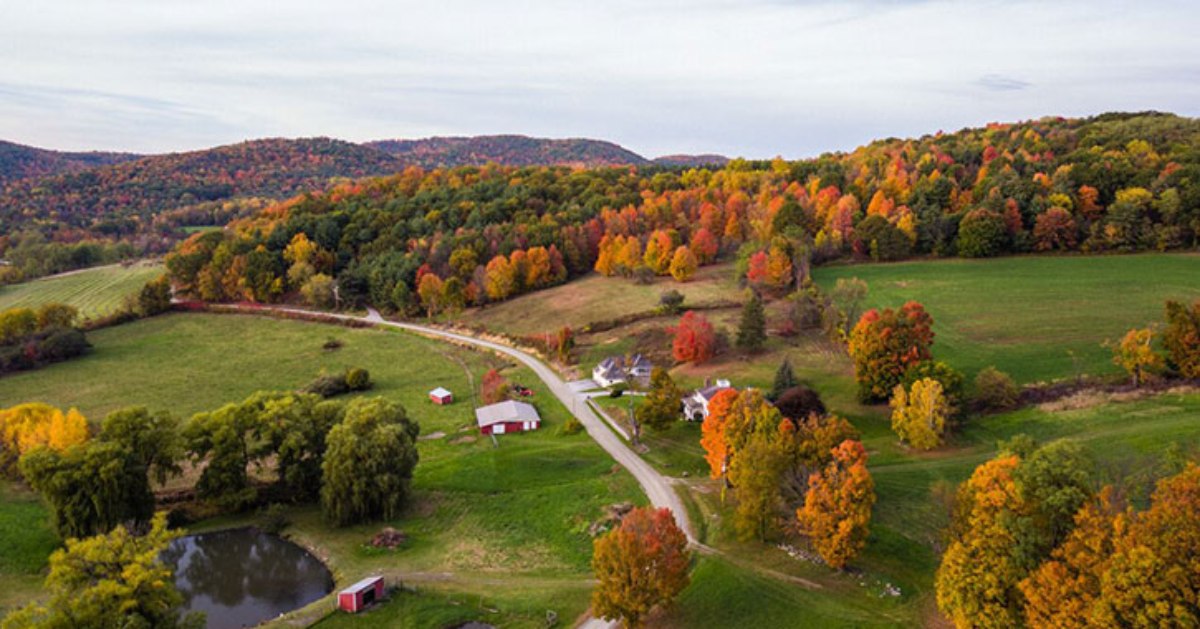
[161,113,1200,319]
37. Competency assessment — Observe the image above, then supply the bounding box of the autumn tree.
[1163,299,1200,378]
[668,245,698,282]
[417,272,444,318]
[935,455,1027,629]
[689,228,719,264]
[635,368,683,432]
[320,397,420,526]
[796,439,875,569]
[0,403,89,475]
[669,311,717,364]
[0,514,203,629]
[481,368,510,404]
[728,423,789,541]
[736,293,766,353]
[890,378,949,450]
[485,255,516,301]
[1110,327,1163,387]
[590,506,690,628]
[1033,207,1078,251]
[936,441,1094,628]
[847,301,935,402]
[699,389,740,480]
[1018,488,1121,629]
[1093,464,1200,627]
[36,303,77,329]
[136,275,174,316]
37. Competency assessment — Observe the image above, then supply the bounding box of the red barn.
[338,576,384,613]
[429,387,453,405]
[474,400,541,435]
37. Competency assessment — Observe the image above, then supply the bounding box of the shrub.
[658,289,685,315]
[972,367,1019,411]
[303,374,350,398]
[258,504,291,535]
[559,417,584,436]
[345,367,373,391]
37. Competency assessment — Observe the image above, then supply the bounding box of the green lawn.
[813,253,1200,384]
[0,261,163,321]
[0,313,644,624]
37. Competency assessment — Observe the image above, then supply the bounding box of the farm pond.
[163,528,333,629]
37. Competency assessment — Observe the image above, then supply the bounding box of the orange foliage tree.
[591,506,691,627]
[796,439,875,569]
[480,369,510,405]
[847,301,935,402]
[699,389,740,481]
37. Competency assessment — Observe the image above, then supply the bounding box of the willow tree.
[321,397,420,526]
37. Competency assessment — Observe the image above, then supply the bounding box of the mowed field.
[814,253,1200,383]
[0,261,163,321]
[0,313,643,627]
[454,263,741,337]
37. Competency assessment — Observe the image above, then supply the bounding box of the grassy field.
[455,264,742,337]
[0,313,644,626]
[813,253,1200,384]
[0,261,163,321]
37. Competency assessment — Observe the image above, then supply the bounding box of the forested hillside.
[0,138,403,236]
[366,134,648,168]
[0,141,138,184]
[165,112,1200,318]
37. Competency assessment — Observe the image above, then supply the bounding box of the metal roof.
[340,576,383,595]
[429,387,452,397]
[474,400,540,427]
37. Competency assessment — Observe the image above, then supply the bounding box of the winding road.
[220,305,696,628]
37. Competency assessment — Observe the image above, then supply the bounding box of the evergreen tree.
[737,293,767,353]
[770,359,798,401]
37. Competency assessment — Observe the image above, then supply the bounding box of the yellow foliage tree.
[889,378,948,450]
[668,246,698,282]
[0,403,89,473]
[935,455,1026,629]
[1110,327,1163,387]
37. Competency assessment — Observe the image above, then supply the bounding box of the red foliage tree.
[669,311,717,364]
[847,302,935,402]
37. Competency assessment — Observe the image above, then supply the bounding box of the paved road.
[225,305,696,629]
[359,308,697,543]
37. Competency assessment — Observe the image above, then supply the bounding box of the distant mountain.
[0,138,403,234]
[651,154,731,167]
[365,134,649,168]
[0,140,140,184]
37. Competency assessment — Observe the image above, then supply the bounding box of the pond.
[163,528,334,629]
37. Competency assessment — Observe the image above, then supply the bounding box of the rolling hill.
[365,134,649,168]
[0,137,403,234]
[0,140,139,184]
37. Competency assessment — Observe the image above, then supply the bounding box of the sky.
[2,0,1198,159]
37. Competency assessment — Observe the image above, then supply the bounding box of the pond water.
[163,528,334,629]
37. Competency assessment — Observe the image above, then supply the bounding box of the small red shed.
[429,387,453,405]
[474,400,541,435]
[338,576,384,613]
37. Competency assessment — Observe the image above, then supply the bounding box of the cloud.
[976,74,1032,92]
[0,0,1196,156]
